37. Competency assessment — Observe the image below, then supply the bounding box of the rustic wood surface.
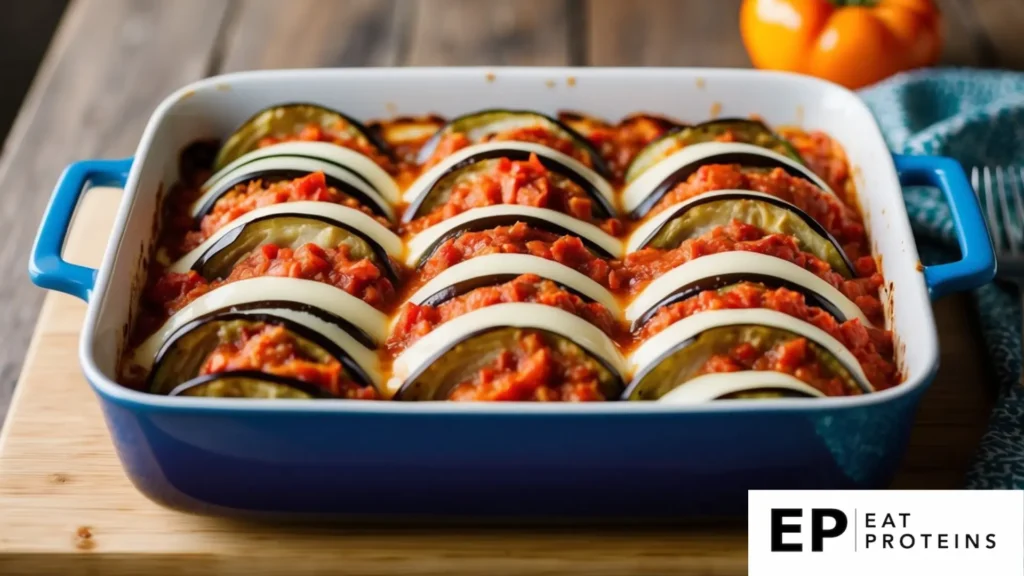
[0,0,1020,573]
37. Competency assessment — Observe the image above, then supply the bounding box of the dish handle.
[893,154,996,300]
[29,158,133,302]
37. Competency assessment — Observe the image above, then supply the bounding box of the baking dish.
[29,68,995,518]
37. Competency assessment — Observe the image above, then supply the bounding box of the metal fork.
[973,166,1024,282]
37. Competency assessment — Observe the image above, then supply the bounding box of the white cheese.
[404,204,624,267]
[621,141,836,215]
[168,201,403,274]
[628,308,872,391]
[131,277,388,370]
[191,155,395,222]
[626,189,809,253]
[388,302,626,392]
[403,141,615,212]
[401,253,621,319]
[204,141,399,204]
[657,371,825,404]
[626,251,870,326]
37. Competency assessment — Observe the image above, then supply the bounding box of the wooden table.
[0,0,1021,573]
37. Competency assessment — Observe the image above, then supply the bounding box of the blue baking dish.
[29,68,995,518]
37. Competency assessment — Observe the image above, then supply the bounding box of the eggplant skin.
[168,371,327,399]
[403,149,614,223]
[214,103,394,171]
[147,312,375,397]
[630,276,849,333]
[622,324,863,401]
[415,109,612,179]
[716,388,816,400]
[394,327,624,401]
[637,194,856,278]
[414,214,614,269]
[191,213,400,284]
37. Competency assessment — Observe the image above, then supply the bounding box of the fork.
[973,166,1024,281]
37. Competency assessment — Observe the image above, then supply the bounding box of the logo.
[749,490,1024,576]
[770,508,848,552]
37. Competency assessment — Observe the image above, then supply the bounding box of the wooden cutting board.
[0,187,996,575]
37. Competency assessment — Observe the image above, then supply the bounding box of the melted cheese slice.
[657,371,825,404]
[168,201,403,274]
[191,155,395,222]
[404,204,624,267]
[627,189,811,253]
[625,251,870,326]
[401,253,621,319]
[203,141,399,204]
[388,302,626,393]
[403,141,616,211]
[628,308,872,391]
[621,141,836,215]
[131,277,388,370]
[154,306,383,388]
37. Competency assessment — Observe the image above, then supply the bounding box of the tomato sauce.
[696,338,851,397]
[649,164,869,260]
[403,154,623,236]
[389,274,618,352]
[447,331,606,402]
[777,127,852,200]
[571,114,677,182]
[414,221,613,290]
[200,322,378,399]
[638,282,896,390]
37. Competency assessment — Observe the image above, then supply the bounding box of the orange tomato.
[740,0,943,89]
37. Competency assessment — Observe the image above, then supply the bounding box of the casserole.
[29,68,995,517]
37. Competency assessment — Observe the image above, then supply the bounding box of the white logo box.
[749,490,1024,576]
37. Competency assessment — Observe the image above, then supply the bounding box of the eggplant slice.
[623,323,864,401]
[203,141,400,206]
[148,313,375,397]
[627,308,873,398]
[626,191,855,278]
[402,145,616,222]
[214,103,394,171]
[171,201,402,275]
[405,204,624,268]
[621,141,836,218]
[388,302,628,395]
[624,118,803,184]
[181,213,401,284]
[169,371,328,399]
[191,156,395,223]
[404,253,621,318]
[625,251,871,331]
[415,109,612,179]
[393,327,624,401]
[130,277,390,372]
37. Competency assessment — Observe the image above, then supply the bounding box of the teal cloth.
[859,68,1024,489]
